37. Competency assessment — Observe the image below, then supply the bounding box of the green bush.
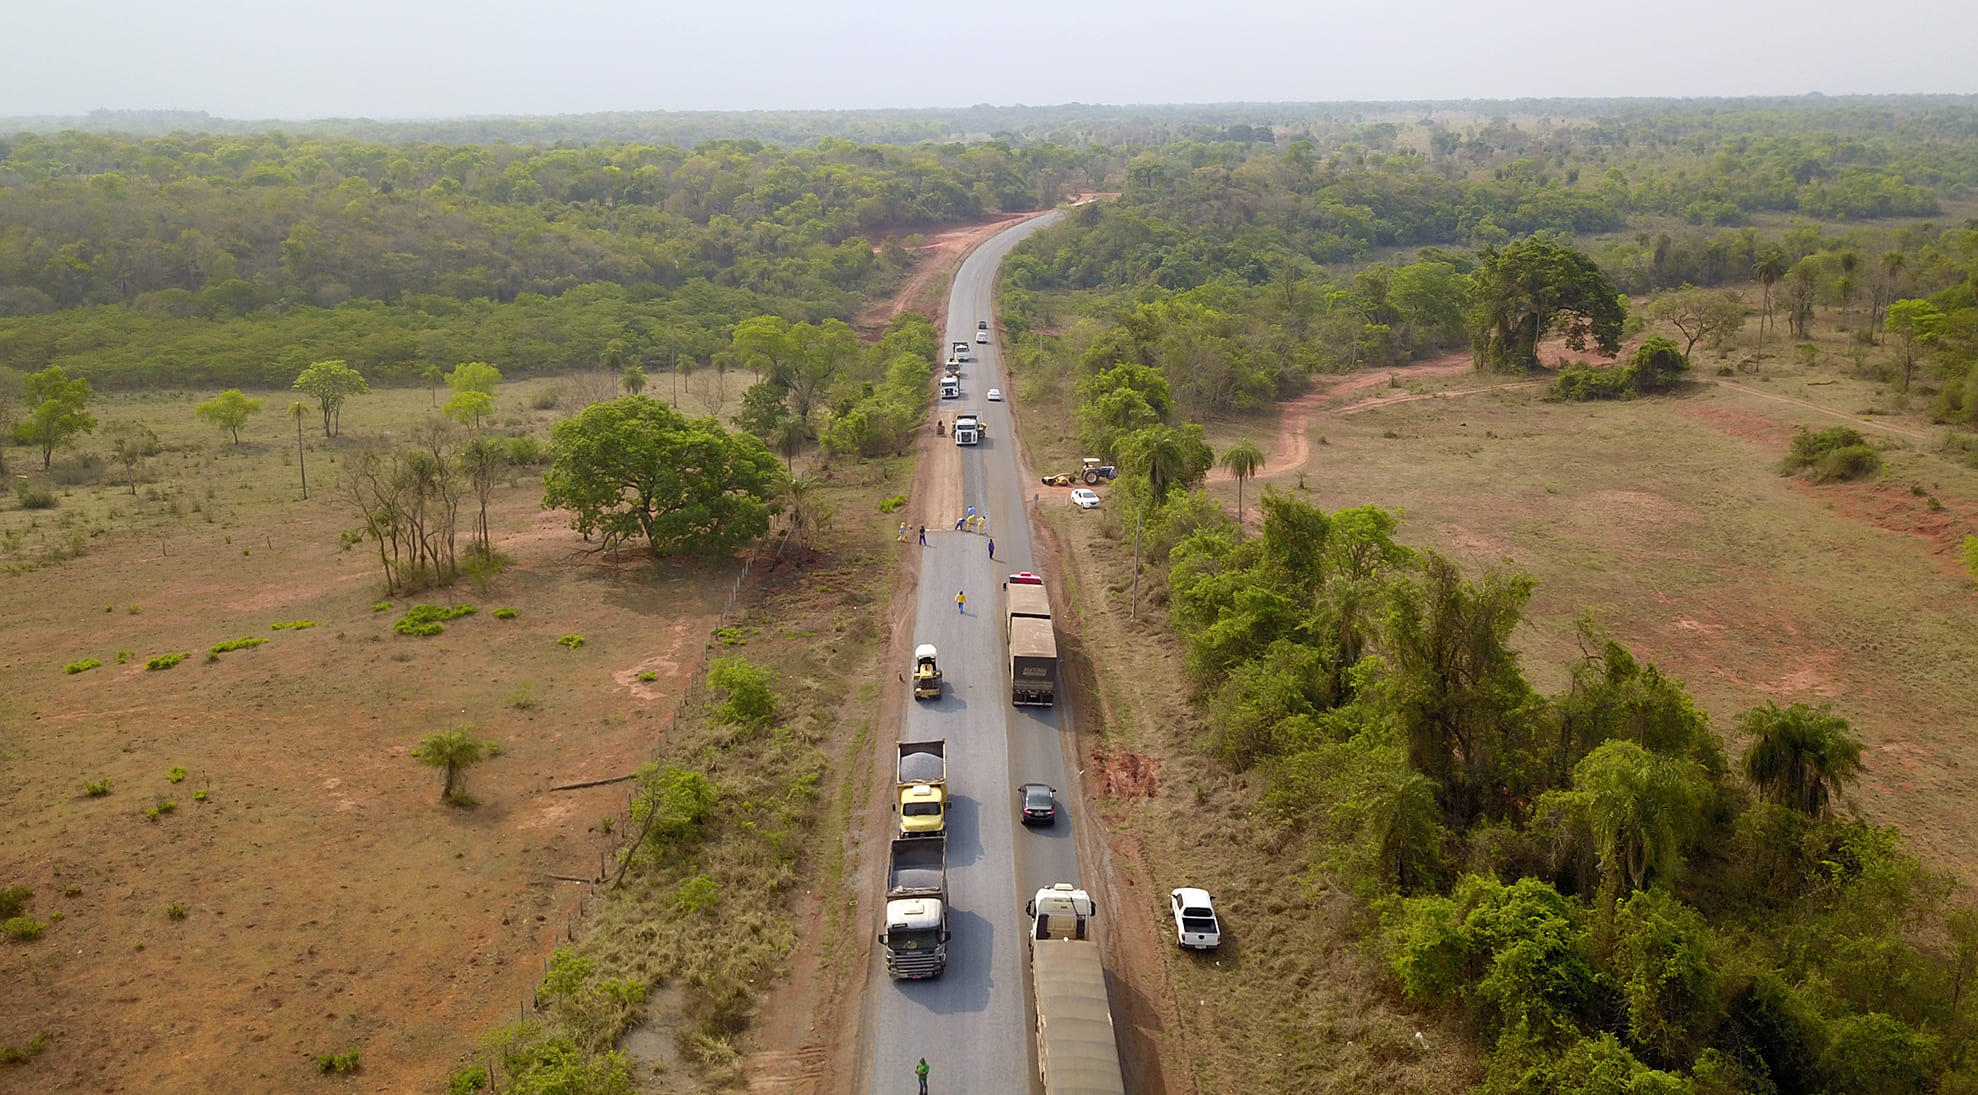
[636,671,658,683]
[1552,363,1633,402]
[878,494,906,513]
[114,650,133,664]
[507,436,550,466]
[84,778,111,797]
[372,600,394,612]
[2,917,46,942]
[493,607,519,619]
[0,1032,49,1063]
[448,1064,489,1094]
[193,789,209,802]
[166,766,186,783]
[17,486,56,510]
[315,1049,361,1074]
[63,658,102,674]
[209,636,269,655]
[707,656,776,731]
[394,604,477,636]
[166,902,188,921]
[144,652,191,670]
[558,634,585,648]
[1813,444,1882,484]
[0,887,31,919]
[269,619,319,630]
[1782,425,1880,482]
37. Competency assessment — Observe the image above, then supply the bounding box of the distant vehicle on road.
[952,341,970,359]
[986,388,1002,402]
[975,330,990,344]
[1169,887,1222,950]
[1068,489,1100,509]
[1018,783,1057,825]
[977,320,989,330]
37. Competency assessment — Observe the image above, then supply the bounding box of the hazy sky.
[7,0,1976,119]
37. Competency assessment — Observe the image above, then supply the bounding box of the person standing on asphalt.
[916,1057,930,1094]
[955,590,966,615]
[987,538,995,560]
[918,526,927,546]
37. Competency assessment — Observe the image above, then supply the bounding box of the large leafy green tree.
[1468,238,1627,372]
[195,388,262,445]
[542,396,783,556]
[292,359,370,437]
[19,365,96,469]
[1737,701,1866,817]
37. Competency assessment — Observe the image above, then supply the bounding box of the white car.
[1068,489,1100,509]
[975,330,990,343]
[1170,888,1222,950]
[986,388,1003,402]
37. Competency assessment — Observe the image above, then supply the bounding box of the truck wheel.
[1083,471,1099,485]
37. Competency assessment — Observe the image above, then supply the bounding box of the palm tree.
[621,364,647,396]
[1753,250,1787,351]
[782,476,831,551]
[1737,701,1865,817]
[414,727,491,804]
[1219,439,1265,528]
[770,415,807,472]
[1133,427,1189,505]
[288,401,309,499]
[1576,740,1701,895]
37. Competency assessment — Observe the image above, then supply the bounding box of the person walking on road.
[918,525,927,546]
[916,1057,930,1095]
[987,537,995,560]
[955,590,966,615]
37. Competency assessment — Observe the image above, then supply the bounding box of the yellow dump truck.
[895,739,947,838]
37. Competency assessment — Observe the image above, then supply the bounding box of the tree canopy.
[292,358,369,437]
[542,396,783,556]
[1468,237,1628,372]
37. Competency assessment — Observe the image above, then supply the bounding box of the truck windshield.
[902,802,942,817]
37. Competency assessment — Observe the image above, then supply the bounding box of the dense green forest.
[0,131,1105,388]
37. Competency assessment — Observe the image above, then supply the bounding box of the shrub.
[85,778,111,797]
[166,902,188,921]
[17,486,56,510]
[448,1064,489,1094]
[708,656,776,731]
[269,619,319,630]
[507,436,550,466]
[209,636,268,655]
[508,684,538,710]
[1783,425,1874,480]
[166,766,186,783]
[1553,363,1632,401]
[372,601,394,612]
[715,626,746,646]
[316,1049,361,1074]
[493,607,518,619]
[673,872,720,916]
[1813,444,1882,484]
[0,1032,49,1063]
[558,634,585,648]
[63,658,102,674]
[394,604,477,636]
[156,800,176,814]
[636,671,658,683]
[193,789,209,802]
[114,650,133,664]
[878,494,906,513]
[144,652,191,670]
[0,887,30,919]
[2,917,46,942]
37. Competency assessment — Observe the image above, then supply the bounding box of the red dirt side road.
[856,211,1056,333]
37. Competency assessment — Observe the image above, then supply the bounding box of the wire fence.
[487,533,785,1090]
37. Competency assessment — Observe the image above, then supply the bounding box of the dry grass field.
[1012,310,1978,1093]
[0,375,792,1091]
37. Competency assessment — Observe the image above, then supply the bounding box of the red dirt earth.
[0,488,724,1092]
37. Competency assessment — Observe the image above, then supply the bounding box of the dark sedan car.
[1018,782,1057,825]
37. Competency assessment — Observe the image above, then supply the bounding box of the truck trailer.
[1005,573,1058,706]
[895,739,947,838]
[881,836,949,979]
[1026,884,1125,1095]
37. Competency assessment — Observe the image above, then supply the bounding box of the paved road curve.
[859,210,1075,1095]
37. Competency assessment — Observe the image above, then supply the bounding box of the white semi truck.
[881,835,949,979]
